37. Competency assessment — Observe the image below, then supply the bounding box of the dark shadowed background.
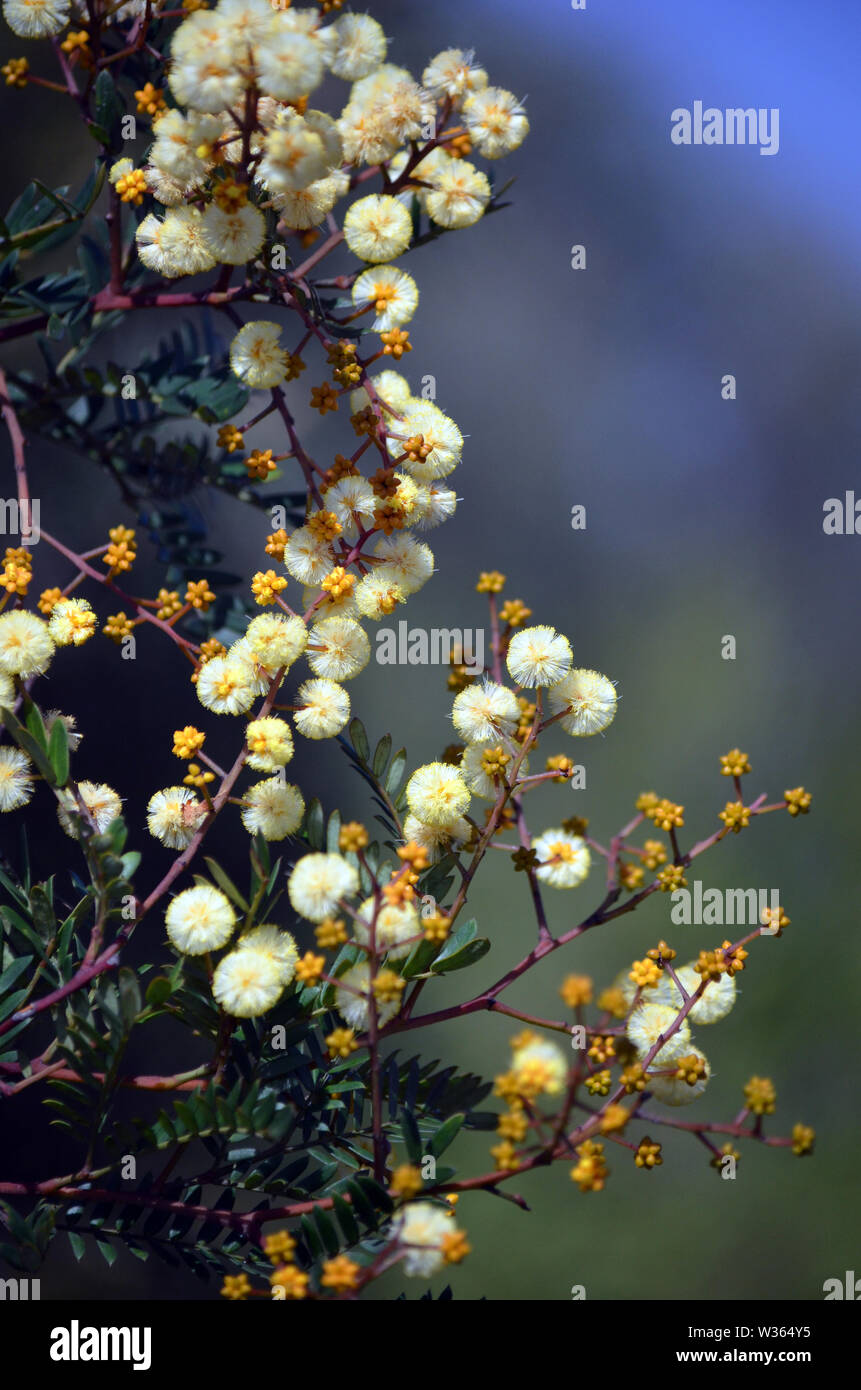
[1,0,859,1300]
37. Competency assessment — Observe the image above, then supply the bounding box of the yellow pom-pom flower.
[352,898,421,961]
[531,829,590,889]
[306,616,370,681]
[245,717,294,771]
[293,677,351,739]
[146,786,204,849]
[626,1002,691,1068]
[240,777,305,840]
[212,947,286,1018]
[196,652,258,715]
[405,761,470,828]
[57,781,122,837]
[166,884,236,955]
[237,925,299,986]
[343,194,412,263]
[648,1046,711,1106]
[510,1036,568,1097]
[245,613,308,672]
[0,746,34,812]
[229,320,288,388]
[547,668,617,737]
[352,265,419,331]
[47,597,97,648]
[0,609,54,678]
[451,679,519,743]
[288,852,359,922]
[335,961,401,1030]
[506,625,572,688]
[392,1202,459,1278]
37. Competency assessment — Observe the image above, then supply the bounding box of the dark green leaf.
[326,809,341,855]
[430,918,476,965]
[68,1231,86,1262]
[430,938,490,974]
[0,954,33,998]
[305,799,325,851]
[204,858,249,913]
[386,749,407,795]
[300,1213,323,1259]
[400,1108,423,1164]
[23,702,48,750]
[145,977,173,1007]
[372,734,392,778]
[93,71,122,145]
[47,717,69,787]
[0,706,57,782]
[401,937,440,980]
[427,1113,464,1158]
[28,885,56,939]
[313,1207,341,1257]
[96,1239,117,1267]
[345,1179,377,1227]
[349,718,369,764]
[117,968,141,1026]
[0,987,28,1023]
[332,1193,359,1246]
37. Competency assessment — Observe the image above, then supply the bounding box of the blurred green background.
[2,0,859,1300]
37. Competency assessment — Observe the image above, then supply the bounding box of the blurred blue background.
[2,0,859,1300]
[353,0,861,1302]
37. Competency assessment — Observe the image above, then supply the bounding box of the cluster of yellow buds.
[648,798,685,831]
[212,176,248,211]
[103,611,135,643]
[217,423,244,453]
[570,1139,608,1193]
[324,1026,357,1059]
[560,974,592,1008]
[635,1137,662,1169]
[327,340,361,388]
[134,82,167,118]
[310,382,338,415]
[719,800,750,833]
[373,970,405,1004]
[294,951,325,985]
[183,763,214,788]
[389,1164,423,1199]
[102,525,136,574]
[185,579,215,611]
[115,169,148,206]
[422,909,450,944]
[2,56,28,87]
[264,529,288,562]
[251,569,287,605]
[720,747,751,777]
[2,546,32,596]
[656,864,687,891]
[743,1075,776,1115]
[263,1230,309,1301]
[316,916,348,950]
[156,589,183,620]
[245,448,277,481]
[499,598,532,627]
[37,586,62,614]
